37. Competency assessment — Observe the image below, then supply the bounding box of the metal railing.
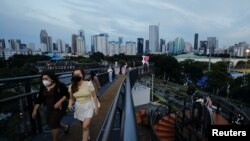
[96,65,153,141]
[36,62,105,73]
[175,92,250,141]
[150,105,169,141]
[0,68,109,141]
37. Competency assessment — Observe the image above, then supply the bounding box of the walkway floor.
[29,75,125,141]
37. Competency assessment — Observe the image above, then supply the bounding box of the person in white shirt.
[107,66,113,83]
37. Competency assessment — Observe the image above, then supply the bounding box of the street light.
[234,49,237,69]
[244,49,250,75]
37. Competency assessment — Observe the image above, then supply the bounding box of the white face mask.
[42,80,51,87]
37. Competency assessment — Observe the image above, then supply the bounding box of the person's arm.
[95,76,101,89]
[91,90,99,115]
[32,88,43,118]
[54,83,70,109]
[32,104,40,118]
[54,96,67,109]
[67,85,75,110]
[89,82,99,115]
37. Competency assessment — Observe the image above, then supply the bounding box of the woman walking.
[32,71,70,141]
[68,68,99,141]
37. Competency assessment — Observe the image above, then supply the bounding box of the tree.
[90,52,105,62]
[206,61,231,94]
[151,55,181,83]
[180,59,204,83]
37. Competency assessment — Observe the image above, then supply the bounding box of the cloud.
[1,0,250,49]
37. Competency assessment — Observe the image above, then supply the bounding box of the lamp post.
[234,49,237,69]
[208,46,212,71]
[244,49,250,75]
[228,52,231,72]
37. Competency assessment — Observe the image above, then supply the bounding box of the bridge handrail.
[98,65,153,141]
[121,76,138,141]
[101,78,126,141]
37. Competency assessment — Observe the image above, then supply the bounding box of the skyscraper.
[160,39,165,52]
[125,42,136,55]
[200,41,208,55]
[47,36,53,52]
[40,30,53,52]
[40,30,48,45]
[194,33,198,50]
[137,38,144,54]
[76,36,84,55]
[145,40,149,54]
[108,41,119,56]
[0,39,6,50]
[71,34,78,54]
[8,39,20,52]
[79,30,86,54]
[149,25,159,52]
[91,33,109,55]
[207,37,217,54]
[174,37,185,54]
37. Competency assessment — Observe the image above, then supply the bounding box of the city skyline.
[1,0,250,50]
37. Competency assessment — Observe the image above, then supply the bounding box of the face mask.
[71,75,82,82]
[42,80,51,87]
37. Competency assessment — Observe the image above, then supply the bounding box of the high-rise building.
[53,43,57,52]
[194,33,198,50]
[40,30,52,52]
[40,30,48,45]
[137,38,144,54]
[79,30,86,54]
[207,37,217,54]
[125,42,136,55]
[184,42,192,53]
[27,43,35,52]
[109,41,119,56]
[174,37,185,54]
[145,40,149,54]
[0,39,6,50]
[149,25,159,52]
[76,36,84,55]
[71,34,78,54]
[47,36,53,52]
[65,44,70,53]
[200,41,208,55]
[233,42,249,57]
[8,39,21,52]
[91,33,109,55]
[57,39,63,52]
[167,41,175,55]
[160,39,165,52]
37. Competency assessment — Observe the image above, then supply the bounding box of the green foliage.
[206,61,231,94]
[90,52,105,62]
[0,54,50,78]
[7,54,51,67]
[151,55,181,83]
[180,59,204,82]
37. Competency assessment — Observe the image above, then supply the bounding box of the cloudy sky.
[1,0,250,50]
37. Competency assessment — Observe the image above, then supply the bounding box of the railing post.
[229,105,234,122]
[216,100,220,114]
[24,81,38,134]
